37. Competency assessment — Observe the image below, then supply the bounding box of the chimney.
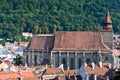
[108,63,111,69]
[94,74,97,80]
[46,64,48,69]
[84,62,87,67]
[91,62,95,70]
[99,61,102,68]
[59,64,64,71]
[25,63,27,68]
[67,65,70,71]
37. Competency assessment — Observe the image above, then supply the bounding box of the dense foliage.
[14,54,23,66]
[0,0,120,41]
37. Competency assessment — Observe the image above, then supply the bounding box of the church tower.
[102,10,113,31]
[102,11,113,50]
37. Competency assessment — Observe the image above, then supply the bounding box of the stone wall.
[24,50,50,66]
[52,51,113,70]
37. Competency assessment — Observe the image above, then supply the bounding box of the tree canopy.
[0,0,120,41]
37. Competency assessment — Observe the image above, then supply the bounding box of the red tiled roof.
[64,70,78,76]
[53,31,110,52]
[0,72,20,79]
[26,36,54,51]
[44,68,64,75]
[84,63,114,77]
[22,71,34,78]
[0,71,38,80]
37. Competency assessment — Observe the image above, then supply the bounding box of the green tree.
[14,54,23,66]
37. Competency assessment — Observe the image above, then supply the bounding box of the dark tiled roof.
[53,31,110,52]
[26,36,54,51]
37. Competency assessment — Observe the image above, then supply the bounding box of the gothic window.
[78,58,81,68]
[55,53,59,67]
[71,58,74,69]
[34,54,37,66]
[62,58,66,65]
[86,58,90,64]
[62,57,67,69]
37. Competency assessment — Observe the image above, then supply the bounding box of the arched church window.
[86,58,91,64]
[78,58,81,68]
[34,54,37,66]
[71,58,74,69]
[62,58,66,65]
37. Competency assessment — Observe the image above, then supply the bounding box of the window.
[62,57,67,69]
[86,58,90,64]
[62,58,66,65]
[78,58,81,68]
[34,54,37,66]
[71,58,74,69]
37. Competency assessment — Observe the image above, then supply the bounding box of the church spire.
[102,10,113,31]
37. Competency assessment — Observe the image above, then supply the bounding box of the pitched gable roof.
[53,31,110,52]
[64,70,78,76]
[0,71,38,80]
[84,63,114,77]
[26,35,54,51]
[43,68,64,75]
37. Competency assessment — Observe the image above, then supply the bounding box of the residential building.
[0,71,38,80]
[77,62,114,80]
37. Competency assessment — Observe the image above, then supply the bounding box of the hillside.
[0,0,120,41]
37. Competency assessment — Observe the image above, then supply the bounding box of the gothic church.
[24,11,114,70]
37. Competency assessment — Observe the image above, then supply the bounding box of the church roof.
[26,35,54,51]
[53,31,111,53]
[26,31,111,53]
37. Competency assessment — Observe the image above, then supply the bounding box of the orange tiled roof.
[64,70,78,76]
[0,72,20,79]
[53,31,110,52]
[44,68,64,75]
[84,63,113,76]
[0,71,38,80]
[22,71,34,78]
